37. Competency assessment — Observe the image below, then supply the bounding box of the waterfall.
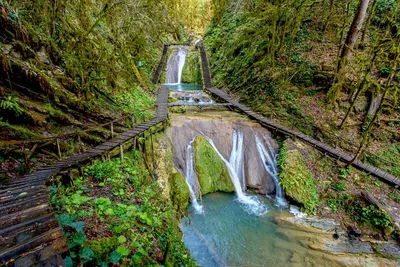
[165,46,188,85]
[201,130,267,215]
[184,139,204,213]
[229,131,246,192]
[255,135,287,207]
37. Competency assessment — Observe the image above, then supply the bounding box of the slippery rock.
[167,112,278,196]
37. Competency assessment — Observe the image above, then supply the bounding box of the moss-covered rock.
[151,133,190,211]
[194,135,235,195]
[170,171,190,211]
[277,141,319,214]
[181,51,202,84]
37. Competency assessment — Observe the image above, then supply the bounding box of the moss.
[194,135,235,195]
[277,141,319,214]
[0,121,38,139]
[85,237,118,262]
[170,171,190,211]
[181,51,202,84]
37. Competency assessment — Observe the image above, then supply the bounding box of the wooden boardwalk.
[196,44,400,187]
[0,86,169,266]
[152,45,169,84]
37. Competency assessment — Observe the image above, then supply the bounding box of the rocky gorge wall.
[153,109,280,209]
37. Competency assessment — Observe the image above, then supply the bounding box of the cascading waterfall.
[229,131,246,192]
[255,135,287,207]
[184,139,204,213]
[201,130,267,215]
[165,46,188,85]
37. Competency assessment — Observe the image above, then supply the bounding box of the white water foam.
[289,205,307,218]
[255,135,287,207]
[201,130,268,216]
[165,46,188,86]
[185,138,204,214]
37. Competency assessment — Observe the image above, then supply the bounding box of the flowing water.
[181,193,304,267]
[255,135,287,207]
[184,139,203,213]
[166,83,203,91]
[201,131,268,216]
[165,46,188,85]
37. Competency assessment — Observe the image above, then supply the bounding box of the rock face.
[152,133,190,211]
[275,213,400,267]
[167,111,278,196]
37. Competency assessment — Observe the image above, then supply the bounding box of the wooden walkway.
[0,86,169,266]
[152,45,169,84]
[196,44,400,187]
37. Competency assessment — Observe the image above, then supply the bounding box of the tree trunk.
[339,50,378,129]
[339,0,370,65]
[322,0,334,34]
[327,0,370,104]
[360,0,378,48]
[367,94,383,116]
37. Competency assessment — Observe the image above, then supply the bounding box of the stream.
[181,192,294,267]
[164,45,399,267]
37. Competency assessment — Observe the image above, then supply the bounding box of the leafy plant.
[332,181,347,192]
[0,95,25,116]
[339,167,351,179]
[389,190,400,203]
[360,205,393,230]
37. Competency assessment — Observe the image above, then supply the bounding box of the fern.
[0,95,25,116]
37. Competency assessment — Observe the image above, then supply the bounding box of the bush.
[360,205,393,230]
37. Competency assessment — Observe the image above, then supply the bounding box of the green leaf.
[118,235,127,244]
[116,245,130,256]
[110,251,121,263]
[79,247,94,263]
[71,222,85,233]
[64,256,73,267]
[68,232,86,248]
[105,208,115,215]
[70,193,92,205]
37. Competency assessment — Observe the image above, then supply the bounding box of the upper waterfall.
[165,46,189,85]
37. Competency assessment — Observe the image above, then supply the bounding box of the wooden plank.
[0,227,65,265]
[0,203,51,229]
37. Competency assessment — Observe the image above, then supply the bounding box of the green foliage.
[360,205,393,230]
[389,190,400,203]
[0,95,25,116]
[339,167,351,179]
[367,144,400,177]
[205,0,315,102]
[326,193,352,213]
[85,160,122,182]
[332,181,347,192]
[277,142,319,214]
[52,150,195,266]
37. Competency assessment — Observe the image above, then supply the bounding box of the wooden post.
[27,143,38,159]
[22,144,27,172]
[77,134,82,153]
[120,144,124,161]
[133,137,137,150]
[111,122,114,139]
[56,139,62,160]
[150,130,156,170]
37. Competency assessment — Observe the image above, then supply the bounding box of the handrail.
[0,106,156,146]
